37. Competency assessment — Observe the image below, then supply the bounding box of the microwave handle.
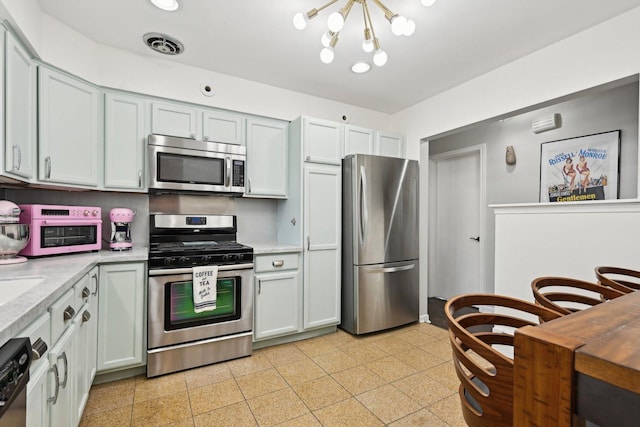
[225,157,231,187]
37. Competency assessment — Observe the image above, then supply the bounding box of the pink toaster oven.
[18,204,102,256]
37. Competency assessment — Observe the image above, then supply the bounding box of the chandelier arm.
[340,0,357,20]
[363,0,378,43]
[371,0,396,22]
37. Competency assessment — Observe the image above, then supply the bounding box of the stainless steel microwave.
[148,134,246,195]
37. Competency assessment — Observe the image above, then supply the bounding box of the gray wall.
[428,80,639,292]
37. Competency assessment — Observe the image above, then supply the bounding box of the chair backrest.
[595,266,640,294]
[531,276,625,315]
[445,294,562,427]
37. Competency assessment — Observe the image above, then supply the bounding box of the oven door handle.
[39,220,100,226]
[148,263,255,276]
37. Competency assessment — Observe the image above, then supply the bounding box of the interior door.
[430,147,484,299]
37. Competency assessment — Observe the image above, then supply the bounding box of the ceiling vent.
[143,32,184,55]
[532,113,561,134]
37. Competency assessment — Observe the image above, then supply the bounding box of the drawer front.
[49,288,76,344]
[17,312,51,373]
[255,253,299,273]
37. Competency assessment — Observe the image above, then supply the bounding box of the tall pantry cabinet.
[278,116,342,330]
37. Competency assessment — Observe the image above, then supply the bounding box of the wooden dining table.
[513,290,640,426]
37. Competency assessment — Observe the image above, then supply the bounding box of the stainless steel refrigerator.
[341,154,419,335]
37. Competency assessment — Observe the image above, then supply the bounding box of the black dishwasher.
[0,338,31,427]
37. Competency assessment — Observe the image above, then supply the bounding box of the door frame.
[428,143,488,300]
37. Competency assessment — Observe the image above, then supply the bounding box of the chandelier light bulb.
[391,15,408,36]
[150,0,180,11]
[373,49,387,66]
[362,38,374,53]
[321,32,332,48]
[404,19,416,36]
[320,47,335,64]
[327,12,345,32]
[421,0,437,6]
[293,12,308,30]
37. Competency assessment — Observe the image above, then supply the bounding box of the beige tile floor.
[79,323,466,427]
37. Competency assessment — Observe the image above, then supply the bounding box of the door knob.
[469,236,480,242]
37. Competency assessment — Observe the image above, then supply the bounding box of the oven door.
[148,143,245,194]
[148,264,253,349]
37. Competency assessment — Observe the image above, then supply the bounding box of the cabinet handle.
[203,135,209,141]
[138,170,143,188]
[248,178,252,193]
[58,352,69,388]
[31,338,48,360]
[307,236,310,251]
[47,364,60,404]
[63,305,75,321]
[45,156,52,179]
[12,145,20,170]
[82,287,90,298]
[82,310,91,323]
[272,260,284,268]
[190,133,196,139]
[91,273,99,296]
[17,146,21,170]
[258,281,261,294]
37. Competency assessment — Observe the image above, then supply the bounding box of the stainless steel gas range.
[146,214,254,377]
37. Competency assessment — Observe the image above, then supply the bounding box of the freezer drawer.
[341,260,419,335]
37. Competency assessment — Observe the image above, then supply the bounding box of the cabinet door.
[97,263,146,372]
[375,131,405,158]
[246,118,288,198]
[202,110,245,145]
[303,164,341,329]
[254,270,301,340]
[151,101,197,139]
[38,67,101,187]
[344,125,374,156]
[26,362,50,427]
[87,267,99,382]
[302,117,342,165]
[104,93,147,191]
[48,325,75,427]
[5,31,36,180]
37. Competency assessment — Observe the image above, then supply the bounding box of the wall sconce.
[506,146,516,165]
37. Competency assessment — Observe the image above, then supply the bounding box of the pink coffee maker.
[109,208,135,251]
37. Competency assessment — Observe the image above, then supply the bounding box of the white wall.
[0,0,394,131]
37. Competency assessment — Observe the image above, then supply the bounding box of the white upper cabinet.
[151,101,198,139]
[4,30,36,181]
[344,125,375,156]
[375,130,406,158]
[245,117,288,198]
[202,110,245,145]
[302,117,343,165]
[38,67,101,187]
[104,92,147,191]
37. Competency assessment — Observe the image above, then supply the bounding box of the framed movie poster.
[539,130,620,203]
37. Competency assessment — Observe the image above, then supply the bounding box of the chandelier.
[293,0,437,70]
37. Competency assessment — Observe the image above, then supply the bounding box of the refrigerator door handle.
[360,165,368,247]
[365,263,416,274]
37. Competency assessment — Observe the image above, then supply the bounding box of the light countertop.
[0,247,148,348]
[245,242,303,255]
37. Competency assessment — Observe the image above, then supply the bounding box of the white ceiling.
[36,0,640,114]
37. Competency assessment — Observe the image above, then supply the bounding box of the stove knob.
[222,254,231,262]
[178,256,190,265]
[201,255,212,264]
[163,257,174,266]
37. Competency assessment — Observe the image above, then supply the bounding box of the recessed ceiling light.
[150,0,180,12]
[351,62,371,74]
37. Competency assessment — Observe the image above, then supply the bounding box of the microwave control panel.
[232,160,245,187]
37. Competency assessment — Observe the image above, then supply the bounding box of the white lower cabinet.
[97,262,146,372]
[254,253,301,340]
[48,325,76,427]
[26,361,50,427]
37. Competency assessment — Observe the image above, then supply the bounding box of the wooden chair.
[595,266,640,294]
[444,294,562,427]
[531,276,625,315]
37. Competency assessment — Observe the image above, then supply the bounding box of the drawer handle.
[63,305,75,321]
[31,337,48,361]
[272,260,285,268]
[48,364,60,404]
[82,310,91,323]
[82,287,91,298]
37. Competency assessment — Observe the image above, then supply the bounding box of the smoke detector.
[143,32,184,55]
